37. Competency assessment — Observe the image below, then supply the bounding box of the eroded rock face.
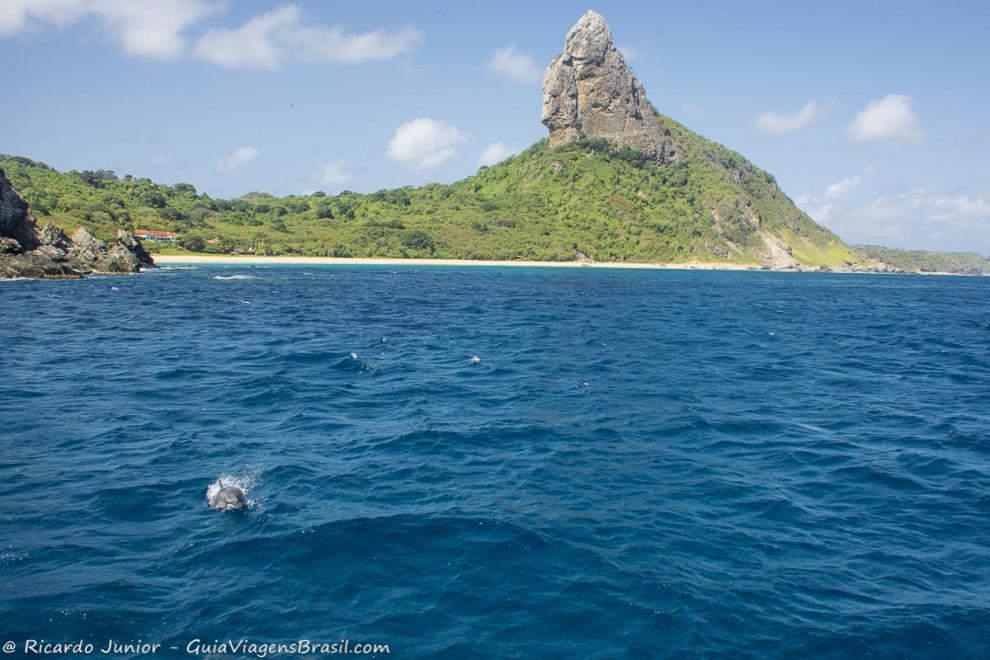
[0,170,154,279]
[39,224,71,251]
[116,228,154,267]
[0,167,39,251]
[100,244,141,273]
[68,227,109,267]
[541,10,679,163]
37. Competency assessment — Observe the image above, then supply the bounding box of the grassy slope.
[855,245,990,274]
[0,118,861,265]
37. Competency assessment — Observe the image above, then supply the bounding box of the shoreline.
[152,255,771,270]
[148,255,990,276]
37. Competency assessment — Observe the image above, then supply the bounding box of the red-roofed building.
[133,229,179,243]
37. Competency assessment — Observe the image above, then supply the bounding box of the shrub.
[400,229,433,251]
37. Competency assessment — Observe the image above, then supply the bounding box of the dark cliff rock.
[0,169,154,279]
[0,167,39,252]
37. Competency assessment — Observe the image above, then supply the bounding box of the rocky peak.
[541,10,679,163]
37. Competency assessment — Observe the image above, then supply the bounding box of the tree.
[144,192,167,208]
[180,234,206,252]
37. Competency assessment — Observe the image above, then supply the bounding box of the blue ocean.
[1,266,989,658]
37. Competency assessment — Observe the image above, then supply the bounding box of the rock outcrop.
[0,168,154,279]
[542,10,679,163]
[116,228,154,268]
[0,167,39,252]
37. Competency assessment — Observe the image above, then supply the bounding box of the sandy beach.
[152,255,761,270]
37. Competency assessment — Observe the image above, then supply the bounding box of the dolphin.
[207,479,246,512]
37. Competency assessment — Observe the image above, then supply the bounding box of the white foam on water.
[468,355,481,364]
[213,275,256,281]
[350,352,359,360]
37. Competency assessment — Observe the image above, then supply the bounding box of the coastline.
[152,255,766,270]
[148,255,990,275]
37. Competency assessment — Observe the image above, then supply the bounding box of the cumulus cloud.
[387,118,465,170]
[487,45,541,84]
[856,189,990,226]
[796,173,865,223]
[0,2,420,68]
[314,161,351,186]
[848,94,924,145]
[217,146,260,173]
[194,5,421,70]
[755,100,834,134]
[0,0,220,59]
[807,185,990,250]
[477,142,521,167]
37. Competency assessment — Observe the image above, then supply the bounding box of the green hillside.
[856,245,990,274]
[0,115,862,267]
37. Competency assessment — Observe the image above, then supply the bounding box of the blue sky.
[1,0,988,252]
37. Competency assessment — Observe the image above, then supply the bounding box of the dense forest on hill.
[0,115,862,267]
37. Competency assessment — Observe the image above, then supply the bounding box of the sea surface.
[1,266,989,658]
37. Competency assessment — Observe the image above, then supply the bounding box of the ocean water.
[1,266,989,658]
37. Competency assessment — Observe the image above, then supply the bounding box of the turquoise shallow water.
[1,266,989,658]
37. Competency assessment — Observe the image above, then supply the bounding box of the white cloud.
[477,142,521,167]
[386,118,465,170]
[0,2,420,67]
[217,146,259,173]
[825,175,861,200]
[314,161,351,186]
[816,187,990,250]
[194,5,421,70]
[487,44,541,84]
[796,173,867,223]
[680,103,704,115]
[856,190,990,226]
[755,99,833,134]
[0,0,220,59]
[617,45,637,61]
[848,94,924,145]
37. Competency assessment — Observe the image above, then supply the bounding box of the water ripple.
[1,267,989,656]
